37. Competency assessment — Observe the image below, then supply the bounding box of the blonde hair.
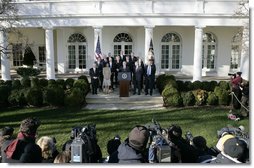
[36,136,54,159]
[54,151,71,163]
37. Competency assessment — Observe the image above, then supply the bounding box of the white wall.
[204,27,240,76]
[7,26,243,78]
[8,28,45,67]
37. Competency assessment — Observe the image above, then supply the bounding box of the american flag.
[95,35,102,60]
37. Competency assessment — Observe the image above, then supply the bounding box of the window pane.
[12,44,23,67]
[79,45,86,69]
[68,45,76,69]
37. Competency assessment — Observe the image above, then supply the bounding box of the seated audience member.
[106,135,121,161]
[210,137,248,163]
[108,125,149,163]
[37,136,59,163]
[191,136,216,163]
[54,150,71,163]
[2,117,42,163]
[167,125,198,163]
[0,126,15,162]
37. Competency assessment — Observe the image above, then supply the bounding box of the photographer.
[108,125,149,163]
[167,125,198,163]
[229,72,243,111]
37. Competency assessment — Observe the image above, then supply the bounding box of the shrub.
[8,89,28,107]
[26,87,43,107]
[163,93,183,107]
[218,81,230,90]
[210,81,218,91]
[12,80,22,90]
[21,78,31,88]
[176,80,185,91]
[4,80,12,89]
[192,81,203,90]
[181,91,196,106]
[192,89,208,106]
[78,75,89,84]
[162,84,178,97]
[202,81,211,91]
[0,85,11,107]
[156,74,176,93]
[44,86,65,106]
[184,81,194,91]
[162,84,183,107]
[31,78,40,88]
[214,86,231,105]
[56,79,66,89]
[64,88,85,108]
[39,78,48,88]
[65,78,75,89]
[207,92,218,105]
[0,80,4,86]
[16,67,40,78]
[73,79,90,96]
[48,79,56,87]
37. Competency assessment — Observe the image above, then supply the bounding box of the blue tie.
[147,66,151,75]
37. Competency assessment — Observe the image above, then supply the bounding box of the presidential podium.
[118,72,131,97]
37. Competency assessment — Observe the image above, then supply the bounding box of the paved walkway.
[84,87,165,110]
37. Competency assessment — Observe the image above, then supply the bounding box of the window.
[230,33,242,70]
[161,33,181,70]
[12,43,23,67]
[113,33,133,57]
[202,33,217,70]
[38,46,46,66]
[67,33,87,70]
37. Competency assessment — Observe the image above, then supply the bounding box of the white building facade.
[0,0,249,81]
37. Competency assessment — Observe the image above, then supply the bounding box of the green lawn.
[0,106,249,158]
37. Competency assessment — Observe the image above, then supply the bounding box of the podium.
[118,72,131,97]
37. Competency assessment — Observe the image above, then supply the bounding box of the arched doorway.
[113,33,133,57]
[67,33,87,71]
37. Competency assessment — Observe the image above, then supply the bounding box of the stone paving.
[84,87,165,110]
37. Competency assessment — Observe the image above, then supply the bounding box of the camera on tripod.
[146,119,171,163]
[70,124,97,163]
[228,73,236,78]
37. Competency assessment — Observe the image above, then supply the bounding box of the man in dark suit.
[114,56,122,87]
[145,59,156,96]
[108,56,115,90]
[96,57,104,91]
[89,62,100,95]
[120,61,130,72]
[133,61,143,95]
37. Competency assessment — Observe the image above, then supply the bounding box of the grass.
[0,106,249,158]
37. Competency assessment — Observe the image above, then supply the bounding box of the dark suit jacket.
[145,64,156,78]
[89,68,99,81]
[119,66,130,72]
[133,66,143,81]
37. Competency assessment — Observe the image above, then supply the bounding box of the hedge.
[181,91,196,106]
[64,88,85,108]
[44,86,65,107]
[26,87,43,107]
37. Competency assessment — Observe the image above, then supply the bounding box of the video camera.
[217,125,249,148]
[146,119,171,163]
[70,124,97,163]
[228,73,236,78]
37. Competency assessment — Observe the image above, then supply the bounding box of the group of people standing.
[89,52,156,96]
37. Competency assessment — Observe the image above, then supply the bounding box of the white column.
[193,26,204,81]
[45,27,55,79]
[144,26,154,65]
[239,27,249,81]
[0,30,11,81]
[57,29,66,74]
[94,26,102,61]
